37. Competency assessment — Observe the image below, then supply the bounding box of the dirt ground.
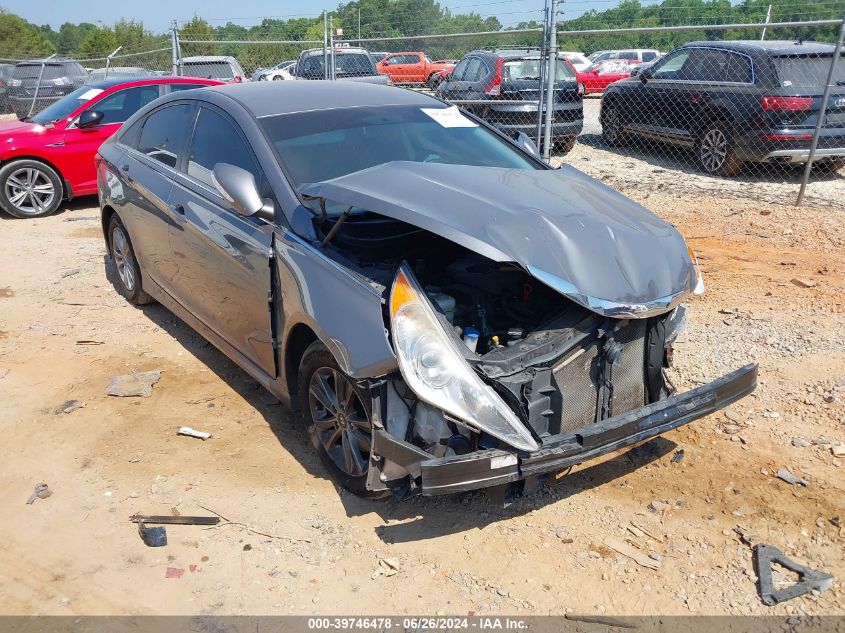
[0,111,844,617]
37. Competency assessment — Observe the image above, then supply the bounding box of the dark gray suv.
[8,59,88,119]
[600,41,845,176]
[96,81,755,503]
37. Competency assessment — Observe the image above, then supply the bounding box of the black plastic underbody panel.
[420,363,757,496]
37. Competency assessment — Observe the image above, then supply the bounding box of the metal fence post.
[171,20,181,76]
[796,14,845,206]
[330,15,336,80]
[534,0,549,147]
[27,53,56,120]
[105,46,122,80]
[323,11,328,80]
[542,0,559,162]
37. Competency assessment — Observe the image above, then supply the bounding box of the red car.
[0,76,221,218]
[577,59,642,95]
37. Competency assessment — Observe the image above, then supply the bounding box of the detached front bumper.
[419,363,757,496]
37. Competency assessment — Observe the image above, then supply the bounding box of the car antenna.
[321,205,355,247]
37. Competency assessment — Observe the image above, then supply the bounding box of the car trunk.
[770,54,845,132]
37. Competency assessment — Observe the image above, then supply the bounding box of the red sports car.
[0,76,221,218]
[577,59,642,95]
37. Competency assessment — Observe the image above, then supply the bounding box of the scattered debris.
[372,557,400,578]
[564,615,637,629]
[831,444,845,458]
[754,544,834,605]
[603,536,661,570]
[197,504,312,543]
[26,483,52,505]
[106,370,161,398]
[75,339,104,346]
[52,399,82,415]
[791,438,811,448]
[60,268,80,278]
[723,408,742,422]
[671,449,685,463]
[128,453,143,463]
[165,567,184,578]
[775,468,809,487]
[177,426,212,441]
[733,526,759,546]
[243,544,253,551]
[790,277,816,288]
[649,500,670,512]
[129,514,220,526]
[138,520,167,547]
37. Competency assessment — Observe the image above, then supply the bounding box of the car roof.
[204,81,442,118]
[86,77,221,90]
[683,40,835,55]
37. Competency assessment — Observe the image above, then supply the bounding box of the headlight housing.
[688,246,705,295]
[389,263,539,452]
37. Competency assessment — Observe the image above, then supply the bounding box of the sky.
[2,0,621,33]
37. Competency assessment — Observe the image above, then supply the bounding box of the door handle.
[171,203,185,215]
[120,164,129,172]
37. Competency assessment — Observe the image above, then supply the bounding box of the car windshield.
[183,62,234,79]
[28,85,104,124]
[773,54,845,88]
[260,104,539,204]
[299,53,374,78]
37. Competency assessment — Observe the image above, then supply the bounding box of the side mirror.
[516,132,541,158]
[638,68,652,82]
[211,163,275,222]
[78,110,104,128]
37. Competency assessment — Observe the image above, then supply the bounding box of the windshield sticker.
[78,88,104,101]
[421,105,478,128]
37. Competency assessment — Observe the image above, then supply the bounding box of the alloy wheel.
[603,107,621,144]
[308,367,371,478]
[111,226,136,292]
[700,128,728,173]
[4,167,55,216]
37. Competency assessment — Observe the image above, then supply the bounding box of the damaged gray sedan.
[97,81,757,502]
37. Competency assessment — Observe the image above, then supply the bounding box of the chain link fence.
[1,15,842,208]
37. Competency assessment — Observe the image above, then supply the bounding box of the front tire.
[0,159,63,218]
[108,215,153,305]
[697,121,741,177]
[298,341,386,499]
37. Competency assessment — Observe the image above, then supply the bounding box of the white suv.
[588,49,661,64]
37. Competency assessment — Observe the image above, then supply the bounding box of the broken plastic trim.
[754,543,834,605]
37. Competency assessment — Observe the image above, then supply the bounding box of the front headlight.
[688,246,705,295]
[390,263,539,452]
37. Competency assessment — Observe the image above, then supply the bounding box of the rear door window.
[464,57,487,83]
[186,106,263,190]
[450,58,470,81]
[681,48,730,82]
[725,53,753,83]
[91,85,161,125]
[137,103,195,168]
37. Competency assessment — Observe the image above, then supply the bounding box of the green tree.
[78,27,118,57]
[0,9,55,57]
[180,15,215,56]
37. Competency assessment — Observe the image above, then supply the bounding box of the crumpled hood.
[300,161,697,317]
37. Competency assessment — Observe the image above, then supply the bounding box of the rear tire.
[696,121,741,177]
[298,341,387,499]
[601,104,628,147]
[0,159,63,219]
[814,157,845,173]
[555,137,577,154]
[108,215,153,305]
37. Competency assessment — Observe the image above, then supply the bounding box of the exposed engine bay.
[315,210,686,470]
